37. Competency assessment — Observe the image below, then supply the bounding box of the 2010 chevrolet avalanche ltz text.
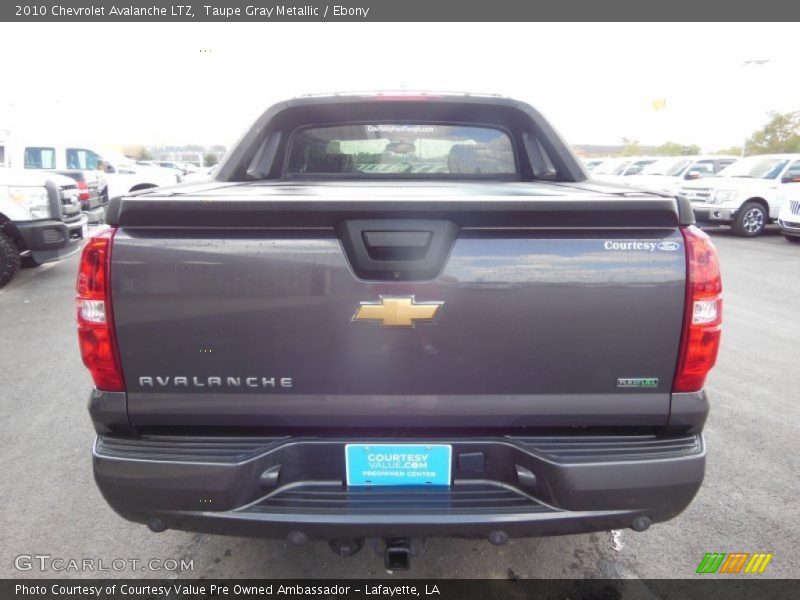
[78,93,721,569]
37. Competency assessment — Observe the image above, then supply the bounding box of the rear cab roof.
[109,92,695,227]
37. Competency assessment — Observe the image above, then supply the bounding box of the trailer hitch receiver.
[384,538,412,570]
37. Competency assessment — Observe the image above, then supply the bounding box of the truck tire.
[0,231,22,288]
[21,255,44,268]
[732,201,767,237]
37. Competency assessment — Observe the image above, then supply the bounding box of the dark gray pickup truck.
[78,93,722,568]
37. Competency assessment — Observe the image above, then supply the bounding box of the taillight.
[76,229,125,391]
[673,226,723,393]
[77,180,90,201]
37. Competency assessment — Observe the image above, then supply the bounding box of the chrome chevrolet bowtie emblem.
[353,296,443,328]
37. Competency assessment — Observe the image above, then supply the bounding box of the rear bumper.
[12,215,87,263]
[93,433,706,540]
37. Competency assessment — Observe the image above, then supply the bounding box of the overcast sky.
[0,22,797,151]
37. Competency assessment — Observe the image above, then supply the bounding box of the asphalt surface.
[1,225,798,580]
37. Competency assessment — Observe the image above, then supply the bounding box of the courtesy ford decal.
[603,240,681,251]
[657,241,681,251]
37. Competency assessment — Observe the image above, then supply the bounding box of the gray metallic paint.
[111,228,686,428]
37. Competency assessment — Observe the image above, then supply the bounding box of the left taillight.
[76,228,125,391]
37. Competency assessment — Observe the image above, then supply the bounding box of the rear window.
[285,124,517,178]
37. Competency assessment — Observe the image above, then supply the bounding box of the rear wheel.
[733,202,767,237]
[0,231,22,287]
[784,234,800,243]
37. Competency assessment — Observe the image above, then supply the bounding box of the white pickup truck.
[3,142,182,200]
[0,168,88,286]
[623,155,738,195]
[679,154,800,236]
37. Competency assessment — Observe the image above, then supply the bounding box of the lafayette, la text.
[17,583,441,597]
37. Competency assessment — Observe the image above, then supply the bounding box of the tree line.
[619,111,799,157]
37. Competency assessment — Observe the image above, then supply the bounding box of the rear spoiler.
[107,194,694,229]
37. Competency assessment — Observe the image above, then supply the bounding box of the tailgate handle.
[362,230,432,261]
[337,219,459,281]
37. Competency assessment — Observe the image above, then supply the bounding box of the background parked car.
[623,155,738,194]
[679,154,800,237]
[152,160,198,175]
[183,166,216,183]
[590,156,657,182]
[582,158,606,172]
[95,153,183,198]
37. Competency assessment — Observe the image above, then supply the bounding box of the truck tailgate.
[109,184,686,429]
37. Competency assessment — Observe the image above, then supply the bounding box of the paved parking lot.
[1,226,798,579]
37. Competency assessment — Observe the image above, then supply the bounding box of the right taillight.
[673,226,723,393]
[76,228,125,392]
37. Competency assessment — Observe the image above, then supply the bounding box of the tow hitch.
[384,538,412,570]
[326,537,420,569]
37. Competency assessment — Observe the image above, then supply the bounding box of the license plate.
[81,224,89,238]
[345,443,452,486]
